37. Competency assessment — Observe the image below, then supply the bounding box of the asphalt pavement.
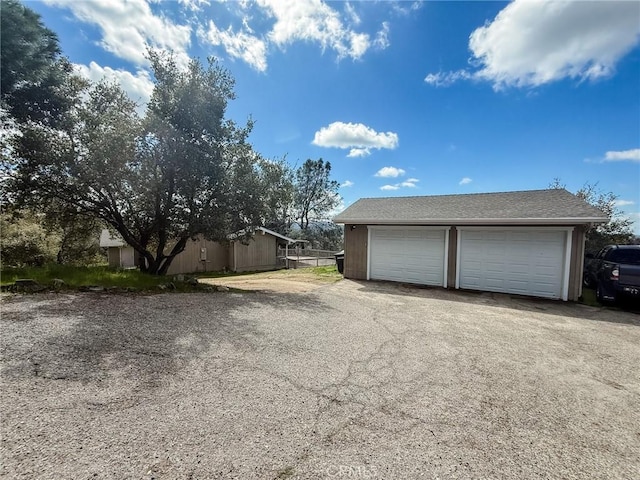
[1,280,639,479]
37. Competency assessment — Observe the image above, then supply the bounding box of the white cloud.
[375,166,405,178]
[459,177,472,185]
[604,149,640,163]
[43,0,192,68]
[349,31,370,58]
[425,0,640,89]
[43,0,399,74]
[74,62,154,113]
[400,179,418,188]
[178,0,210,12]
[313,122,398,157]
[614,199,635,207]
[347,148,370,158]
[424,70,472,87]
[340,180,354,188]
[344,2,361,26]
[380,177,419,191]
[257,0,371,60]
[198,21,267,72]
[374,22,390,50]
[392,1,422,17]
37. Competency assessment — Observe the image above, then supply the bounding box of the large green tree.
[1,0,95,266]
[259,157,295,234]
[8,52,265,275]
[0,0,82,128]
[294,158,340,230]
[550,179,634,252]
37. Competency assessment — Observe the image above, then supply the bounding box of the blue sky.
[27,0,640,231]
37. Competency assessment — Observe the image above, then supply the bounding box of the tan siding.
[107,248,120,268]
[232,233,277,272]
[120,247,136,268]
[165,238,228,275]
[447,227,457,288]
[568,226,586,302]
[228,243,235,272]
[344,224,368,280]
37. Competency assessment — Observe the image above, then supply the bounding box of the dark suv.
[583,245,640,304]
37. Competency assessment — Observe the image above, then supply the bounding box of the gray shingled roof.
[333,189,608,225]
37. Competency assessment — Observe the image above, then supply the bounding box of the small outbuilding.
[100,229,138,269]
[333,189,608,301]
[99,227,297,275]
[225,227,297,274]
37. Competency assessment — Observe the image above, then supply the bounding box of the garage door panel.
[486,279,505,290]
[510,263,529,274]
[459,229,566,299]
[534,264,558,275]
[507,279,528,289]
[370,228,445,286]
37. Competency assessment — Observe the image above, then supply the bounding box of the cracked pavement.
[1,280,639,479]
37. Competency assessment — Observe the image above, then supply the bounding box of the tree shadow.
[1,291,332,390]
[345,280,640,327]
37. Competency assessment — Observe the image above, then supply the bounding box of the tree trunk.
[140,254,160,274]
[156,237,188,275]
[137,237,189,276]
[157,256,175,276]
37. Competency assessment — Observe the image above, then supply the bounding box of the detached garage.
[334,189,607,301]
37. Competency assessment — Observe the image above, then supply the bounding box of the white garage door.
[369,228,446,286]
[458,229,567,299]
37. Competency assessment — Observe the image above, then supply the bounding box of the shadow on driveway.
[345,279,640,327]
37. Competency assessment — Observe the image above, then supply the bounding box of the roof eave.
[256,226,297,244]
[333,217,609,226]
[99,229,127,247]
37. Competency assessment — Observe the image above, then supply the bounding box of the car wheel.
[596,284,614,305]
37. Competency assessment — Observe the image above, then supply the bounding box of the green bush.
[1,210,103,267]
[1,212,59,267]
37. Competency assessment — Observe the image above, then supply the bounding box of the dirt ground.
[198,269,340,293]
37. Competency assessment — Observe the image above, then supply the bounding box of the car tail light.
[611,265,619,281]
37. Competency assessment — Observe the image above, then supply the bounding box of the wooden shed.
[99,230,138,269]
[100,227,296,275]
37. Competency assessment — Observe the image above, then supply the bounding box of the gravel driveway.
[2,281,639,479]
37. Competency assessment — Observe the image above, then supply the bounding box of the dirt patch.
[198,269,340,293]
